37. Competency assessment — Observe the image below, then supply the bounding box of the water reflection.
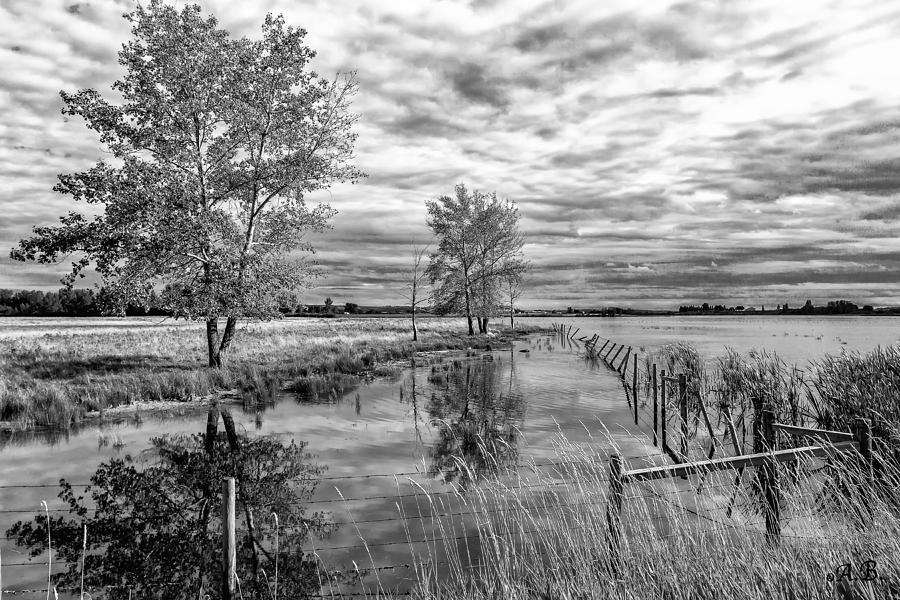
[7,406,333,599]
[423,355,525,487]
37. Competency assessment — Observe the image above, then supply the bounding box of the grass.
[637,343,900,458]
[334,429,900,600]
[0,316,545,429]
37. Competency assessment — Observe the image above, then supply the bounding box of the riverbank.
[0,316,546,430]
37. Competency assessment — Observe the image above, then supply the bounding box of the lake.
[0,315,897,597]
[522,314,900,365]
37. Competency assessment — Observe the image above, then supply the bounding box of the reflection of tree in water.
[425,356,525,486]
[8,406,333,599]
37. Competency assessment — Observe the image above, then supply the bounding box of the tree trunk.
[220,409,263,579]
[509,305,514,329]
[196,405,220,598]
[206,318,221,367]
[464,284,474,336]
[483,317,489,333]
[412,306,418,341]
[218,316,238,362]
[205,405,219,455]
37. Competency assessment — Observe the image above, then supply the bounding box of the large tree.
[11,1,363,366]
[426,184,525,335]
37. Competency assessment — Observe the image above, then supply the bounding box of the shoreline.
[0,318,544,432]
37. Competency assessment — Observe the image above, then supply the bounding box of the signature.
[827,560,899,599]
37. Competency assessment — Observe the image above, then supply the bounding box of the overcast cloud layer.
[2,0,900,309]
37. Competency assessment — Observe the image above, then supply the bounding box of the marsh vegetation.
[0,317,541,429]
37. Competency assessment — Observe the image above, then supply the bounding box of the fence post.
[607,453,624,570]
[760,409,780,542]
[598,340,609,356]
[854,418,873,485]
[633,354,639,425]
[604,343,617,363]
[619,346,631,375]
[678,374,688,461]
[660,370,667,452]
[610,345,625,368]
[652,364,658,446]
[223,477,236,600]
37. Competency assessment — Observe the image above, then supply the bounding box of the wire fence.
[0,330,882,597]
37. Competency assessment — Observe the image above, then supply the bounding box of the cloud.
[3,0,900,309]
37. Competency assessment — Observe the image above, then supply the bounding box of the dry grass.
[0,316,544,429]
[346,431,900,599]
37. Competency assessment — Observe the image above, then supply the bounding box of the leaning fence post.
[605,343,618,363]
[678,374,688,461]
[660,370,667,452]
[610,344,625,368]
[652,364,658,446]
[223,477,237,600]
[619,346,631,375]
[607,453,624,570]
[854,418,873,485]
[760,409,780,542]
[633,354,639,425]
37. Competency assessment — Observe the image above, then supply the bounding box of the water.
[522,314,900,365]
[0,335,656,597]
[2,315,898,596]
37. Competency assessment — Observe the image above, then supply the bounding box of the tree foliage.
[426,184,526,335]
[10,1,363,365]
[7,407,333,599]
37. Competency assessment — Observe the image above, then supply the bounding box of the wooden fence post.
[660,370,667,452]
[678,374,688,461]
[223,477,236,600]
[652,364,658,446]
[607,453,624,570]
[619,346,631,374]
[610,345,625,368]
[604,343,617,363]
[854,418,873,485]
[760,409,780,542]
[633,354,639,425]
[597,340,610,357]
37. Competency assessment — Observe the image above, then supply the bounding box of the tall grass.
[384,432,900,599]
[0,317,545,429]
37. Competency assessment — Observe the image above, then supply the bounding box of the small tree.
[324,297,334,314]
[426,184,525,336]
[10,2,363,367]
[400,244,430,341]
[502,271,523,329]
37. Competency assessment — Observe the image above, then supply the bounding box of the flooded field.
[523,314,900,364]
[1,333,656,596]
[1,316,898,596]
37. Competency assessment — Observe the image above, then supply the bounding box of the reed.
[388,432,900,600]
[0,317,545,429]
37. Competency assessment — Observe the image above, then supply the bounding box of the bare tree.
[399,244,431,340]
[503,271,523,329]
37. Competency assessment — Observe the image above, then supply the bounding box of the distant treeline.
[678,300,887,315]
[0,288,168,317]
[0,289,424,318]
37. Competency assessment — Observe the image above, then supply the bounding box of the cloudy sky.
[2,0,900,309]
